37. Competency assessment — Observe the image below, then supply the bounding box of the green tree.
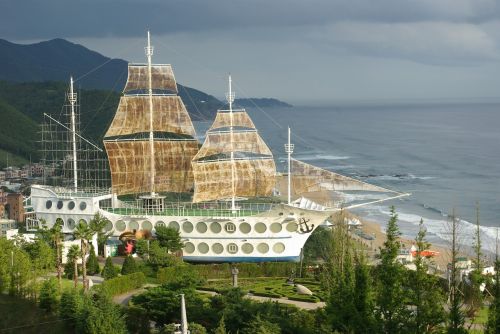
[214,315,227,334]
[375,206,408,333]
[466,203,483,318]
[121,255,138,275]
[86,245,100,275]
[39,277,60,313]
[188,322,207,334]
[155,225,184,253]
[135,239,149,259]
[89,213,112,256]
[59,288,83,328]
[78,290,127,334]
[353,253,376,333]
[303,226,332,262]
[148,240,182,267]
[447,210,467,334]
[102,256,118,280]
[240,315,280,334]
[66,244,80,287]
[409,219,445,333]
[486,230,500,334]
[73,221,95,291]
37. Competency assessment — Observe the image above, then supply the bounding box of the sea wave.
[295,154,350,161]
[360,173,436,181]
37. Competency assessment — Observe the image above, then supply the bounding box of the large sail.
[285,159,395,196]
[192,84,276,203]
[104,33,198,196]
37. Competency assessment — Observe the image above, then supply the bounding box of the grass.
[0,294,69,334]
[199,277,325,303]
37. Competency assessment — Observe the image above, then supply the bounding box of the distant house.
[0,218,16,236]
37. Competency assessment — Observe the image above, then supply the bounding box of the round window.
[227,243,238,254]
[273,242,285,254]
[255,222,267,233]
[115,220,126,232]
[129,221,139,231]
[183,221,193,233]
[239,222,251,234]
[104,220,113,232]
[68,201,75,210]
[169,221,180,231]
[184,242,195,254]
[156,221,165,228]
[286,222,298,232]
[198,242,209,254]
[242,243,254,254]
[270,223,282,233]
[257,243,269,254]
[210,222,222,233]
[67,218,76,230]
[79,202,87,211]
[212,243,224,254]
[142,221,153,231]
[196,222,207,233]
[45,200,52,209]
[57,201,63,209]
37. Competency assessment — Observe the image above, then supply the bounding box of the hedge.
[96,272,146,296]
[287,295,319,303]
[249,290,282,299]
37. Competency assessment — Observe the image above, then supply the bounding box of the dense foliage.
[97,272,146,297]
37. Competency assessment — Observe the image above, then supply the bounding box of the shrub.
[102,257,118,280]
[86,246,100,275]
[97,272,146,296]
[39,278,60,313]
[121,255,138,275]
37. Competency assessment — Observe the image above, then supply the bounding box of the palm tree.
[51,218,64,289]
[89,213,112,256]
[73,222,95,291]
[67,244,80,288]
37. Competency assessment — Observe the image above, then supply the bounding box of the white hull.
[30,185,330,262]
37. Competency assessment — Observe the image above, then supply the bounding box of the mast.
[226,75,236,212]
[285,126,294,204]
[146,30,155,196]
[180,293,188,334]
[68,76,78,192]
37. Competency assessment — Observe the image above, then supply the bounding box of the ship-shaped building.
[30,32,407,262]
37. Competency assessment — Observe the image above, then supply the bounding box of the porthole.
[212,243,224,254]
[198,242,209,254]
[169,221,180,231]
[225,222,236,233]
[57,201,63,209]
[115,220,126,232]
[183,221,194,233]
[129,221,139,231]
[255,222,267,233]
[156,221,166,228]
[210,222,222,233]
[227,243,238,254]
[104,220,113,232]
[45,200,52,209]
[286,222,298,232]
[239,222,251,234]
[68,201,75,210]
[79,202,87,211]
[78,219,87,227]
[67,218,76,230]
[257,243,269,254]
[273,242,285,254]
[270,223,282,233]
[184,242,195,254]
[242,243,254,254]
[142,221,153,231]
[196,222,207,233]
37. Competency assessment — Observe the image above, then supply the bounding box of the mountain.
[234,98,292,108]
[0,38,222,120]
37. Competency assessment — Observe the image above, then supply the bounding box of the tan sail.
[286,159,394,195]
[192,158,276,203]
[104,140,198,195]
[124,64,177,93]
[105,96,196,138]
[210,111,256,130]
[193,131,272,161]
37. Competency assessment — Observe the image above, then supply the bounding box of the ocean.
[195,101,500,253]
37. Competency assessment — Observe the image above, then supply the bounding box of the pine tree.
[353,252,376,333]
[486,229,500,333]
[214,316,227,334]
[467,202,484,317]
[409,219,445,333]
[375,206,408,333]
[155,226,184,253]
[102,256,118,280]
[121,255,138,275]
[86,245,100,275]
[39,277,60,313]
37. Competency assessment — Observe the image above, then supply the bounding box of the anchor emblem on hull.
[298,217,314,234]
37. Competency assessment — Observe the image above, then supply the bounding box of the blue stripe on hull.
[183,256,300,263]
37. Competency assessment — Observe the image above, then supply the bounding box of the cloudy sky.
[3,0,500,104]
